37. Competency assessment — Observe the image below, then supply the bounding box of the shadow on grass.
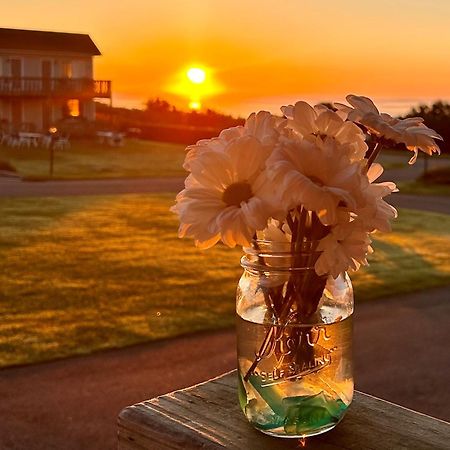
[0,194,159,251]
[1,196,449,368]
[354,238,450,301]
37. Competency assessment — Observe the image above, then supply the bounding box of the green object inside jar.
[239,374,347,433]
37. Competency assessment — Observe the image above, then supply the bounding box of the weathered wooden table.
[118,370,450,449]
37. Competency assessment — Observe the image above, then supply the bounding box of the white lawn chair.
[108,132,125,147]
[18,135,32,148]
[7,134,20,148]
[0,133,10,146]
[53,136,70,150]
[40,135,52,149]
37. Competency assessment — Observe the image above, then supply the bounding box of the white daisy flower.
[257,219,292,243]
[338,95,442,164]
[315,220,373,279]
[357,163,398,233]
[172,135,280,249]
[390,119,442,164]
[183,110,282,171]
[267,134,367,226]
[219,110,284,147]
[281,101,367,161]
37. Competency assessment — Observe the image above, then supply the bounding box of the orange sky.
[3,0,450,116]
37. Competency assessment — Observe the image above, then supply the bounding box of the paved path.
[0,176,449,214]
[0,285,448,450]
[0,176,185,198]
[389,193,450,214]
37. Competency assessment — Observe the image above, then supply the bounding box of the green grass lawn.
[0,139,187,180]
[1,194,449,368]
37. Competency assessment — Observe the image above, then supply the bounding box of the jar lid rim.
[243,239,322,255]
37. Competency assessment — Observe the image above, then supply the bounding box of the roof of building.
[0,28,101,55]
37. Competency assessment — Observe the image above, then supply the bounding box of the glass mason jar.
[236,240,354,438]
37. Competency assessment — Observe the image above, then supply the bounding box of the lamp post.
[48,127,57,177]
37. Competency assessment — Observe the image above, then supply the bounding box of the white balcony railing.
[0,77,111,98]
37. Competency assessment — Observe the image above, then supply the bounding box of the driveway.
[388,193,450,214]
[0,176,185,197]
[0,176,449,214]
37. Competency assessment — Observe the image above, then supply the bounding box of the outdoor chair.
[6,133,20,148]
[0,132,9,146]
[53,135,70,151]
[40,135,52,149]
[18,135,33,148]
[96,131,125,147]
[109,132,125,147]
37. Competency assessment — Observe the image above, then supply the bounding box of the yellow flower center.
[222,182,253,207]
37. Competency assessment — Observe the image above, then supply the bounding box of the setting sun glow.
[5,0,450,116]
[166,64,222,111]
[187,67,206,84]
[189,101,201,110]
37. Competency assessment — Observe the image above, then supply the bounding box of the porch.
[0,77,111,99]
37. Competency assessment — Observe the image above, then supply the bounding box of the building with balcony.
[0,27,111,131]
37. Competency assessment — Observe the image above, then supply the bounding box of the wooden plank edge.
[355,391,450,426]
[118,401,227,449]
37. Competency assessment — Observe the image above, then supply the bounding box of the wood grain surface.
[118,370,450,449]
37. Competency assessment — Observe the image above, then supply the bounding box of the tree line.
[96,98,450,152]
[95,99,244,144]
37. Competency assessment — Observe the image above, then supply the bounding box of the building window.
[64,99,80,117]
[62,62,72,79]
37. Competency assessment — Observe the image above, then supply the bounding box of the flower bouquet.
[172,95,442,438]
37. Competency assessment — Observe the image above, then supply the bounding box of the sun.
[167,65,223,111]
[189,101,201,110]
[187,67,206,84]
